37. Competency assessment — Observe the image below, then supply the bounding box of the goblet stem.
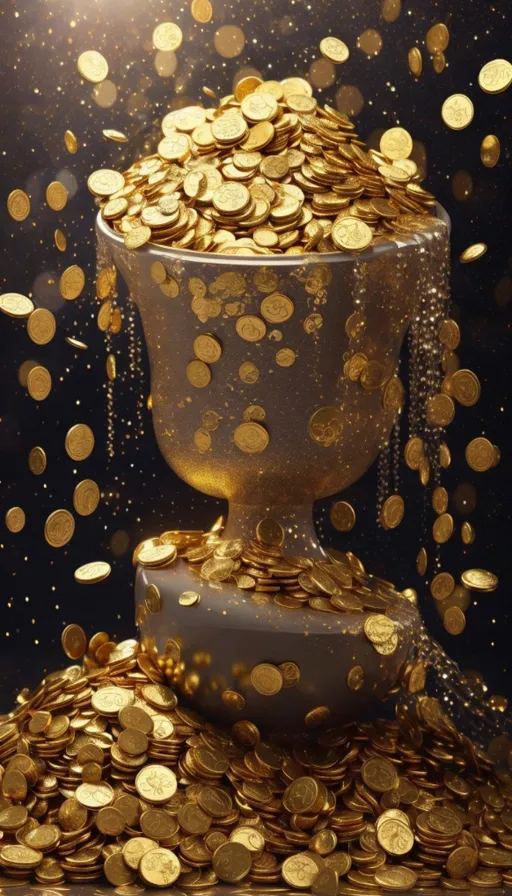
[223,502,325,558]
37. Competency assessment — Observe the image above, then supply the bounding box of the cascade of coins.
[133,515,418,637]
[90,76,439,256]
[95,239,121,459]
[3,632,512,892]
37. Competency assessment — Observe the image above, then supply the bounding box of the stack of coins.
[90,75,437,256]
[133,517,415,644]
[0,632,510,891]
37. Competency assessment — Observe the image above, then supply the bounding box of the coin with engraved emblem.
[44,509,75,547]
[73,479,100,516]
[77,50,109,82]
[319,36,350,63]
[330,500,356,532]
[441,94,474,130]
[233,422,269,454]
[461,568,498,592]
[465,437,495,472]
[260,293,294,324]
[60,265,85,300]
[5,507,26,533]
[236,315,267,342]
[136,765,177,804]
[27,308,56,345]
[7,189,30,221]
[478,58,512,94]
[187,359,212,388]
[46,181,68,211]
[28,446,47,475]
[194,333,222,363]
[74,561,111,584]
[65,424,95,461]
[0,292,34,318]
[250,663,283,696]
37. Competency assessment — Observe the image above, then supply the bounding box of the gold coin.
[138,543,177,567]
[136,765,177,804]
[65,423,95,460]
[426,23,450,53]
[440,441,451,468]
[364,614,396,645]
[276,347,296,367]
[279,661,300,688]
[380,494,405,529]
[27,308,56,345]
[431,572,455,600]
[87,168,125,197]
[408,47,423,77]
[416,546,428,575]
[124,224,152,249]
[432,486,449,514]
[191,0,213,22]
[28,446,47,475]
[0,844,44,869]
[361,757,398,792]
[478,58,512,94]
[186,359,211,388]
[460,242,487,263]
[465,436,495,471]
[375,866,418,890]
[282,852,324,888]
[0,292,34,318]
[77,50,109,83]
[461,568,498,592]
[213,182,251,214]
[96,806,126,837]
[194,333,222,363]
[152,21,183,51]
[7,188,30,221]
[179,590,201,607]
[451,369,481,406]
[44,509,75,547]
[212,841,253,883]
[64,129,78,153]
[222,689,246,710]
[235,314,267,342]
[373,632,398,656]
[380,127,413,161]
[92,685,134,714]
[439,318,460,349]
[5,506,25,533]
[461,521,476,544]
[347,665,364,691]
[54,228,67,251]
[61,623,87,659]
[444,606,466,635]
[441,94,474,130]
[260,293,294,323]
[481,134,501,168]
[308,406,342,447]
[123,837,159,870]
[145,584,162,614]
[106,353,116,381]
[46,180,68,211]
[233,422,269,454]
[319,36,350,63]
[250,663,283,696]
[74,560,111,584]
[141,846,181,886]
[426,392,455,426]
[65,336,88,350]
[60,265,85,300]
[103,128,129,143]
[27,366,52,400]
[256,517,284,546]
[76,780,114,809]
[433,512,454,544]
[332,216,372,251]
[377,818,414,855]
[404,437,423,471]
[239,360,259,383]
[330,500,356,532]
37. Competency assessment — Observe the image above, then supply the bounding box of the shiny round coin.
[250,663,283,696]
[61,623,87,659]
[74,561,111,584]
[44,509,75,547]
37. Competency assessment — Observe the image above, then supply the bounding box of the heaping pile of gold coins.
[91,69,438,256]
[1,631,512,892]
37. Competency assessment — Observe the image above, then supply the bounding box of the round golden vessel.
[97,209,449,737]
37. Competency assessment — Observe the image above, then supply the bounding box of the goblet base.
[136,557,421,740]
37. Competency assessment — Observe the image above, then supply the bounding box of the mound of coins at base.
[1,633,512,892]
[133,515,411,653]
[91,74,437,255]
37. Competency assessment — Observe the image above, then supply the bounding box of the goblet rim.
[96,203,450,268]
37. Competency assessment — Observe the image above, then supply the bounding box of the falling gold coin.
[250,663,283,696]
[44,509,75,548]
[65,336,88,350]
[330,500,356,532]
[74,561,111,584]
[347,665,364,691]
[65,424,95,461]
[27,308,56,345]
[480,135,501,168]
[0,292,34,318]
[461,521,475,545]
[46,181,68,211]
[235,315,267,342]
[380,494,405,529]
[152,22,183,52]
[478,58,512,94]
[27,366,52,401]
[233,422,269,454]
[61,623,87,659]
[380,127,413,161]
[191,0,213,22]
[308,406,342,447]
[460,243,487,263]
[461,568,498,592]
[28,446,47,475]
[102,128,128,143]
[179,591,201,607]
[88,169,125,197]
[426,393,455,426]
[433,512,454,544]
[465,437,495,472]
[443,606,466,635]
[73,479,100,516]
[276,347,296,367]
[431,572,455,601]
[408,47,423,77]
[319,36,350,64]
[60,265,85,300]
[64,130,78,153]
[54,229,67,251]
[7,189,30,222]
[426,23,450,54]
[193,334,222,363]
[77,50,109,83]
[186,359,212,388]
[5,507,26,533]
[441,94,474,130]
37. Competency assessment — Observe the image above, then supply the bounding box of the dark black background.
[0,0,510,711]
